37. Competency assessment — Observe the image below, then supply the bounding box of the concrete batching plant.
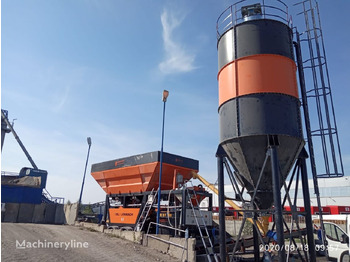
[215,0,345,261]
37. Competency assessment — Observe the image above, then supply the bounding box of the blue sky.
[2,0,350,204]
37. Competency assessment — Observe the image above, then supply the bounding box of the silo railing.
[217,0,290,39]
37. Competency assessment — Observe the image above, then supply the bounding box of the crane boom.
[1,109,38,170]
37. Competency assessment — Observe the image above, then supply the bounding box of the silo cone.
[217,19,304,209]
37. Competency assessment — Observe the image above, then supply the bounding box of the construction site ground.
[1,223,179,262]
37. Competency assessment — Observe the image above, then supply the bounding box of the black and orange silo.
[217,3,304,209]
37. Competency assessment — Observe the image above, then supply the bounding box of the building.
[202,176,350,215]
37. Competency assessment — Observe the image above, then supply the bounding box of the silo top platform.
[91,151,199,194]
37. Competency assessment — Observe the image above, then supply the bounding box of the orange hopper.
[91,151,199,194]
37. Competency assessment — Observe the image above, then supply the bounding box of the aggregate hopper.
[91,151,198,194]
[91,151,200,227]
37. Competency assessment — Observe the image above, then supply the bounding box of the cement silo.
[217,2,304,210]
[215,2,316,261]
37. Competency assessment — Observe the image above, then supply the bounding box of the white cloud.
[52,85,71,113]
[159,9,196,74]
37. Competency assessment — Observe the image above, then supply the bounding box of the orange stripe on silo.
[218,54,299,106]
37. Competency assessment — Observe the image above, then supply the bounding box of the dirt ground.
[1,223,179,262]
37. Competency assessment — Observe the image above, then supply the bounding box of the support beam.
[216,146,226,262]
[269,145,286,261]
[299,149,316,262]
[181,186,187,229]
[191,171,266,234]
[253,221,260,262]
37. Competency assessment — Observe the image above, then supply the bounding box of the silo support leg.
[217,146,227,262]
[253,223,260,262]
[300,150,316,262]
[269,146,286,261]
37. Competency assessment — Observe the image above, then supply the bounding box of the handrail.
[217,0,290,39]
[1,171,20,176]
[42,188,65,204]
[145,222,189,261]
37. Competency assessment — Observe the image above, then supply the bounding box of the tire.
[340,251,350,262]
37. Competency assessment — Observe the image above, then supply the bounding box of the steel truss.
[217,145,317,262]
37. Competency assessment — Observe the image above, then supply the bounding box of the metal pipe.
[181,186,187,229]
[230,217,247,262]
[300,149,316,262]
[253,221,260,262]
[192,171,266,235]
[217,148,226,262]
[156,91,168,235]
[77,137,92,218]
[269,145,286,261]
[223,159,244,202]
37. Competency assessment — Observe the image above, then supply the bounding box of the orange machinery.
[91,151,212,229]
[91,151,198,195]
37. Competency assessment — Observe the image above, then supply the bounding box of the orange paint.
[108,207,140,225]
[218,54,299,106]
[91,162,197,194]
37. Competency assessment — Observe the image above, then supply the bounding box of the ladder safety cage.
[294,0,344,178]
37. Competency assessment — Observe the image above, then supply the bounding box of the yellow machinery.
[192,171,269,235]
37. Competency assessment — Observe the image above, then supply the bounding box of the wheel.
[340,251,350,262]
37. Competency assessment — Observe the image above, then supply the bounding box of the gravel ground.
[1,223,179,262]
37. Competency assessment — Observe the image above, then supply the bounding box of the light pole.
[77,137,92,218]
[156,90,169,235]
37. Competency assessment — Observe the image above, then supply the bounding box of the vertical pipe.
[294,35,317,186]
[77,138,92,218]
[269,146,286,261]
[299,149,316,262]
[156,100,167,235]
[209,195,213,212]
[181,186,187,229]
[253,221,260,262]
[217,146,226,262]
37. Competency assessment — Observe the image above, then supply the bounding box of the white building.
[202,176,350,210]
[290,176,350,207]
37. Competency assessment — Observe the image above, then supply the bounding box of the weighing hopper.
[91,151,198,194]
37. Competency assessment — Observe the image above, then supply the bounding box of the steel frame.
[102,188,213,232]
[217,144,316,262]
